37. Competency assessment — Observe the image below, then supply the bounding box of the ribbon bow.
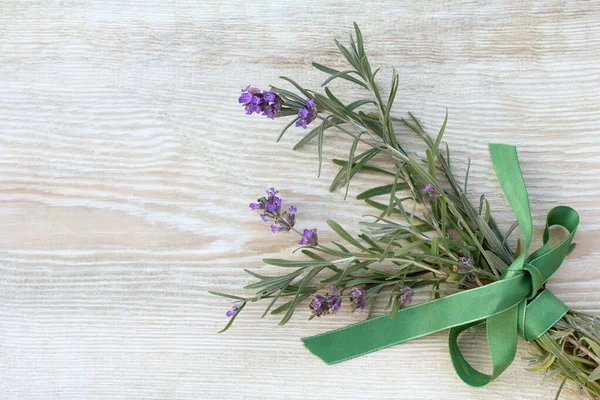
[302,144,579,387]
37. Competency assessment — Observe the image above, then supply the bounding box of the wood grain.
[1,1,599,399]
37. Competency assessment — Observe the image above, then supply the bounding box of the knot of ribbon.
[302,144,579,387]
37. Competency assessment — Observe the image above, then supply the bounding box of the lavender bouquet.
[212,24,600,399]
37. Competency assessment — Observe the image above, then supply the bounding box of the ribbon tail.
[449,305,519,387]
[302,275,529,364]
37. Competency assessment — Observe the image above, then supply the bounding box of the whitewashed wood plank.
[1,1,599,399]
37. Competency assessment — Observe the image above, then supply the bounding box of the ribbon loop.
[302,144,578,387]
[519,289,569,341]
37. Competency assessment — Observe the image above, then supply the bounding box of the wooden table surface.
[1,1,599,399]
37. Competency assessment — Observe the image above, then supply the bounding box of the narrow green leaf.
[218,302,246,333]
[358,234,384,251]
[301,250,342,273]
[263,258,336,268]
[432,280,441,300]
[409,112,425,134]
[431,237,439,257]
[209,291,246,301]
[262,286,287,317]
[464,157,471,194]
[484,250,509,274]
[386,168,403,216]
[389,295,402,319]
[279,76,311,98]
[393,240,426,257]
[312,62,368,88]
[553,377,568,400]
[271,294,310,315]
[378,233,399,263]
[330,148,380,191]
[363,198,403,216]
[356,182,409,200]
[344,131,363,199]
[432,109,448,155]
[243,268,272,280]
[332,159,394,176]
[321,70,361,87]
[331,241,351,254]
[401,118,422,137]
[588,365,600,382]
[441,197,448,241]
[293,119,330,150]
[327,219,369,252]
[484,198,491,224]
[581,337,600,358]
[353,22,365,58]
[346,99,375,111]
[334,39,359,71]
[334,260,374,285]
[274,108,302,118]
[426,148,436,178]
[515,238,522,259]
[324,87,347,109]
[269,85,306,104]
[317,116,326,177]
[279,266,326,325]
[277,117,300,142]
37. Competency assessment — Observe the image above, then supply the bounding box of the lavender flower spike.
[226,304,239,318]
[262,91,283,119]
[309,286,342,317]
[238,86,264,115]
[328,286,342,313]
[309,294,329,317]
[250,187,297,232]
[423,183,438,198]
[299,228,318,246]
[398,285,413,306]
[296,98,317,129]
[454,256,472,274]
[239,86,283,118]
[351,287,367,311]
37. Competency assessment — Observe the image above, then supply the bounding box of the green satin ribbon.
[302,144,579,387]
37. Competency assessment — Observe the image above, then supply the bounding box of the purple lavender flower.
[239,86,283,118]
[351,287,367,311]
[309,286,343,317]
[238,86,263,115]
[397,285,413,306]
[225,304,239,317]
[423,183,438,198]
[249,187,283,214]
[296,98,317,129]
[263,92,277,102]
[454,256,472,274]
[249,188,297,232]
[238,85,255,104]
[309,294,329,317]
[269,207,296,233]
[328,286,342,313]
[265,201,278,213]
[262,91,283,119]
[299,228,318,246]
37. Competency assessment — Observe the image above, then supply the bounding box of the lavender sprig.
[211,23,600,399]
